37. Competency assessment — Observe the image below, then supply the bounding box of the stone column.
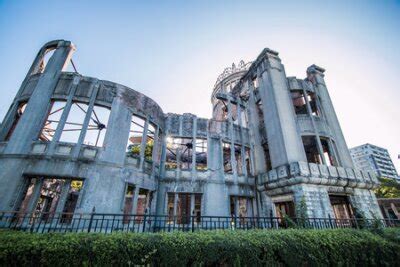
[71,82,99,158]
[307,65,354,168]
[246,80,266,174]
[257,49,307,167]
[139,119,149,170]
[99,92,132,165]
[5,40,75,154]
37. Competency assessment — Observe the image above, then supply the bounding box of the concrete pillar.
[139,119,149,169]
[192,117,197,177]
[71,82,99,158]
[55,181,71,213]
[246,80,266,174]
[257,49,307,167]
[190,193,195,221]
[99,94,131,165]
[5,41,75,154]
[26,178,44,214]
[227,101,237,180]
[307,65,354,168]
[173,193,178,223]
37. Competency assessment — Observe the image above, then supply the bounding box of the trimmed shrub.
[0,228,399,266]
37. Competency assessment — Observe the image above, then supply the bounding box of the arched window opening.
[32,48,56,75]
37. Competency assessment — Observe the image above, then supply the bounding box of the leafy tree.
[374,177,400,198]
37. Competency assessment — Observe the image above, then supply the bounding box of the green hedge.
[0,229,399,266]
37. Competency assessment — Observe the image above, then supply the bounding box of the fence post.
[269,210,274,229]
[87,207,96,233]
[353,216,359,229]
[191,211,195,232]
[328,214,334,229]
[142,209,148,233]
[29,212,36,233]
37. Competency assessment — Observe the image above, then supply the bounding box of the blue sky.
[0,0,399,171]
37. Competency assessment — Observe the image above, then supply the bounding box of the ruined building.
[0,40,382,224]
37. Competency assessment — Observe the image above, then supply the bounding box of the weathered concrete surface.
[0,40,382,220]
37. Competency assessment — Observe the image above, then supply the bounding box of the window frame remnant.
[83,105,110,147]
[230,196,254,222]
[329,195,354,221]
[167,193,202,225]
[55,101,110,147]
[127,115,146,158]
[165,137,200,170]
[262,142,272,171]
[234,144,243,175]
[291,90,308,115]
[320,137,338,166]
[165,137,180,170]
[223,142,233,173]
[302,135,339,166]
[302,135,322,164]
[291,90,321,116]
[179,138,193,170]
[60,180,84,223]
[275,201,295,219]
[245,146,251,175]
[195,138,207,171]
[39,100,67,142]
[123,184,135,224]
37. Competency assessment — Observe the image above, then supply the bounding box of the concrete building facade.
[0,40,382,224]
[350,144,399,181]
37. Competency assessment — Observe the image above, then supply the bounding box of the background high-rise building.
[350,144,399,180]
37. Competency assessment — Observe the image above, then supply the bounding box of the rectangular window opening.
[223,142,232,173]
[59,102,88,144]
[127,115,145,158]
[39,100,66,142]
[302,136,322,164]
[195,138,207,171]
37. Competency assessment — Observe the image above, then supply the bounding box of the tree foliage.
[374,177,400,198]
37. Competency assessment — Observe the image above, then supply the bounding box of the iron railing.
[0,211,398,233]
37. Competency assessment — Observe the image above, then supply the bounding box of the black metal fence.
[0,211,398,233]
